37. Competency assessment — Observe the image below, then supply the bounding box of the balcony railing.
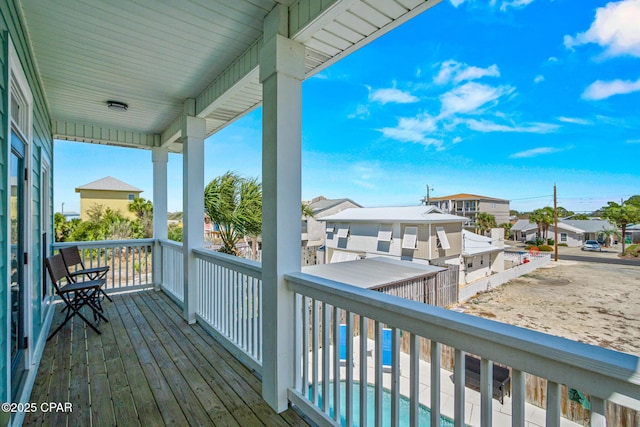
[52,238,639,426]
[286,272,640,427]
[194,248,263,373]
[53,239,154,293]
[158,238,184,303]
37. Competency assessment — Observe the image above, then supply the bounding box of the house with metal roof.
[425,193,511,228]
[320,205,504,285]
[511,218,616,246]
[301,195,361,249]
[75,176,143,221]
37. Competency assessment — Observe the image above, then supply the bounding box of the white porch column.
[152,147,168,290]
[181,99,206,323]
[259,4,305,412]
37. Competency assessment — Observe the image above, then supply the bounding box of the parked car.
[582,240,602,252]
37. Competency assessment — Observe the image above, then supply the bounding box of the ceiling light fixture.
[107,100,128,111]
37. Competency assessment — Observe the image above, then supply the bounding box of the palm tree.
[204,172,262,256]
[601,197,640,255]
[499,222,512,239]
[529,207,554,244]
[301,202,315,218]
[475,212,497,236]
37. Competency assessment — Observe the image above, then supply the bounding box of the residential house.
[75,176,142,221]
[321,205,503,285]
[425,193,510,228]
[626,224,640,244]
[301,196,361,265]
[511,218,615,246]
[2,1,636,426]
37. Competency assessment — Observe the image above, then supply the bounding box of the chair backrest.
[45,254,70,291]
[60,245,83,271]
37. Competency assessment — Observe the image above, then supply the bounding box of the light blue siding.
[1,0,54,404]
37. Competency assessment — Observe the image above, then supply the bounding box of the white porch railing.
[158,239,184,303]
[286,271,640,427]
[193,248,262,374]
[53,239,154,292]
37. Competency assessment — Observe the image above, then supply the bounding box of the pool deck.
[325,337,583,427]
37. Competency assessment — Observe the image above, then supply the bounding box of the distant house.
[625,224,640,244]
[425,193,510,229]
[511,218,616,246]
[302,196,362,248]
[75,176,143,221]
[320,205,504,285]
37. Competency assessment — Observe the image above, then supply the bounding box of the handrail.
[193,248,262,277]
[286,271,640,409]
[158,238,183,250]
[53,238,154,249]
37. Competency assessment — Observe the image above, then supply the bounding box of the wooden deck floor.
[25,290,309,426]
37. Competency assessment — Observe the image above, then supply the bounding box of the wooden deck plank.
[102,301,161,427]
[147,291,298,427]
[24,290,309,427]
[113,299,190,426]
[136,293,264,427]
[129,293,241,426]
[120,296,222,427]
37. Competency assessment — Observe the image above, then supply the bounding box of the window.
[492,203,496,209]
[402,226,418,249]
[337,225,350,239]
[128,194,135,201]
[377,225,392,242]
[467,261,473,268]
[480,256,484,265]
[326,224,335,234]
[560,233,567,242]
[435,226,451,250]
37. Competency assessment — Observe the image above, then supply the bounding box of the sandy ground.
[457,259,640,356]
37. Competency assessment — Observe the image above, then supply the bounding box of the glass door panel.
[10,131,26,399]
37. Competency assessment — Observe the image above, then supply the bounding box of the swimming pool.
[310,382,456,427]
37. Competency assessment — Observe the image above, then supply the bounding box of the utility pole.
[421,185,434,205]
[554,184,558,262]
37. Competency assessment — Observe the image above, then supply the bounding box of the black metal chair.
[45,254,108,340]
[60,245,112,303]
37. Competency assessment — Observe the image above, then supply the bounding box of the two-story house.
[426,193,510,228]
[75,176,143,221]
[321,205,504,285]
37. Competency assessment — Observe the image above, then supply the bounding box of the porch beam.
[152,147,168,290]
[181,99,206,323]
[52,120,160,149]
[259,3,305,413]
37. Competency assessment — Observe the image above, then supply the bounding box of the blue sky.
[55,0,640,215]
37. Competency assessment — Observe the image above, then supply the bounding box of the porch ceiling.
[18,0,440,152]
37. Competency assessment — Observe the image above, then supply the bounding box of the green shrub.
[558,243,568,247]
[537,245,554,251]
[524,245,536,250]
[546,239,554,246]
[625,244,640,257]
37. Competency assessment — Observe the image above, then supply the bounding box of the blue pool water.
[309,382,455,427]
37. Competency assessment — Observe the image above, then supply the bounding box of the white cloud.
[557,116,591,125]
[312,73,329,80]
[582,78,640,100]
[348,104,370,119]
[509,147,562,158]
[452,136,463,144]
[626,138,640,144]
[548,56,558,62]
[449,0,466,6]
[465,119,559,133]
[500,0,535,11]
[440,82,514,115]
[434,60,500,85]
[369,87,419,104]
[533,75,545,84]
[564,0,640,57]
[380,114,441,146]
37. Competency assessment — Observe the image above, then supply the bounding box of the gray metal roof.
[560,219,616,233]
[302,257,445,290]
[321,206,468,224]
[75,176,142,193]
[309,196,363,215]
